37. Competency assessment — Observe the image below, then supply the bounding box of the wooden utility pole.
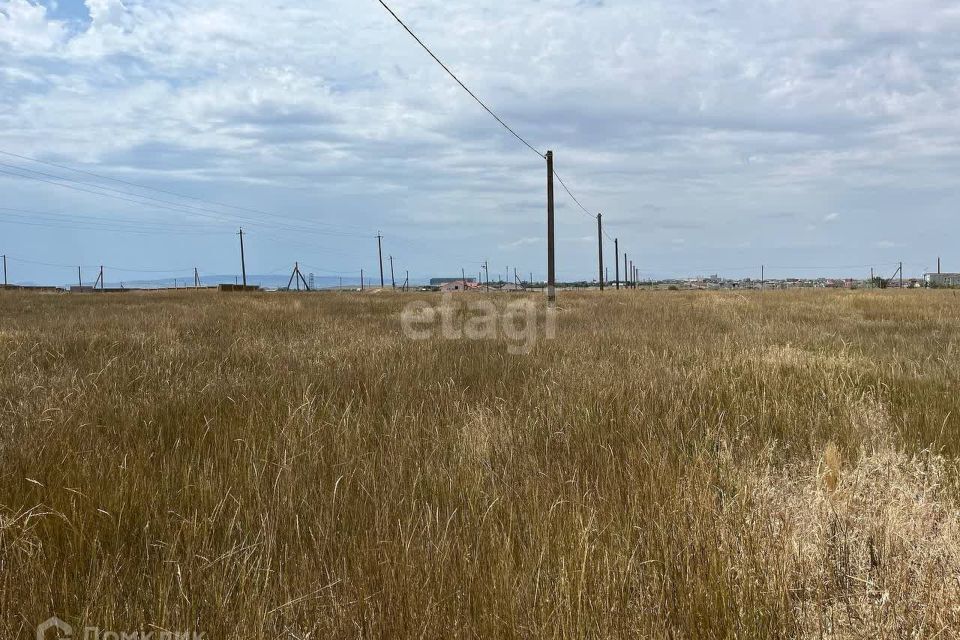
[389,255,396,289]
[286,262,309,291]
[614,239,620,290]
[623,253,628,289]
[484,261,490,291]
[2,254,6,287]
[938,257,941,274]
[597,213,604,291]
[900,261,904,289]
[761,265,765,290]
[629,260,634,289]
[376,233,385,288]
[194,267,200,288]
[361,269,364,291]
[546,150,556,304]
[78,266,82,288]
[238,228,247,287]
[461,267,466,287]
[403,270,409,292]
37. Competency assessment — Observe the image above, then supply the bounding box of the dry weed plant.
[0,288,958,638]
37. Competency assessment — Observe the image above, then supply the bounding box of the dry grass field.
[1,289,959,638]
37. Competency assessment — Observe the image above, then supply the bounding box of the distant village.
[426,272,960,292]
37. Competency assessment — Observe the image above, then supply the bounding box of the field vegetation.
[1,289,959,638]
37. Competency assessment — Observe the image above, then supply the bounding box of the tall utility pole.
[484,261,490,291]
[761,265,765,290]
[194,267,200,288]
[461,267,466,286]
[376,233,385,288]
[2,254,6,287]
[389,255,396,289]
[629,260,634,289]
[99,265,104,291]
[597,213,604,291]
[900,261,904,289]
[623,253,628,289]
[78,266,82,288]
[938,257,941,274]
[614,239,620,290]
[361,269,364,291]
[238,228,247,287]
[546,150,556,304]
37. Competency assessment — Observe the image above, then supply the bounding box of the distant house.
[439,280,479,292]
[924,273,960,288]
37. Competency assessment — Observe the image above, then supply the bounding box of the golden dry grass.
[1,288,959,638]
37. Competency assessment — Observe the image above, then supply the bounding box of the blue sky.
[2,0,959,285]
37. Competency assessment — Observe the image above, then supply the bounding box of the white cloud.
[499,237,542,249]
[85,0,126,26]
[0,0,66,52]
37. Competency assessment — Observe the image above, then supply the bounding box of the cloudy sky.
[1,0,959,284]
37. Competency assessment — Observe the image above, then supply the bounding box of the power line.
[102,264,195,274]
[0,166,254,228]
[4,255,192,274]
[0,149,374,235]
[0,216,214,237]
[553,171,597,221]
[0,161,370,238]
[5,256,82,269]
[376,0,544,158]
[0,206,224,236]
